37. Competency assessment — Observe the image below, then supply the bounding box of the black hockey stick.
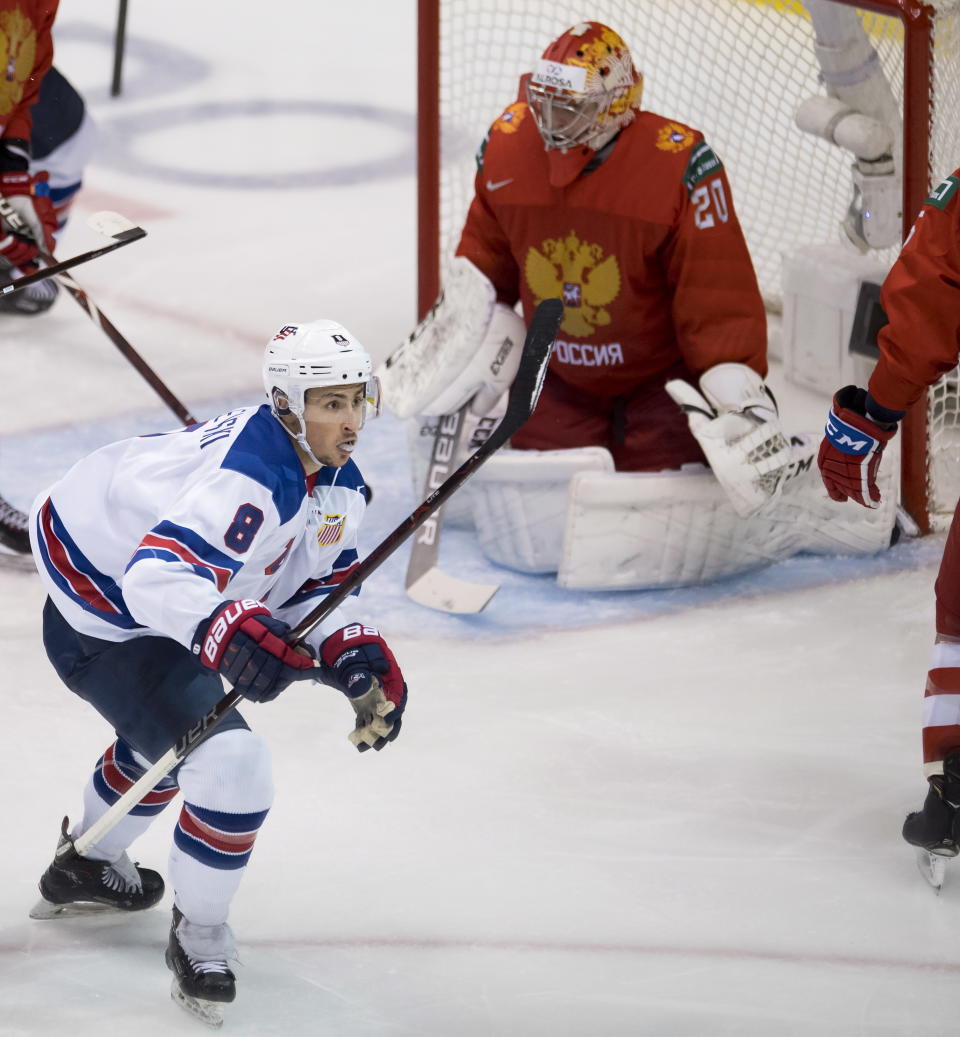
[63,297,561,860]
[404,400,499,614]
[0,211,146,296]
[0,197,198,425]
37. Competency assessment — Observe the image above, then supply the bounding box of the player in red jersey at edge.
[818,167,960,885]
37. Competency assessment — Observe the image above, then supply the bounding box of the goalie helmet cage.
[417,0,960,535]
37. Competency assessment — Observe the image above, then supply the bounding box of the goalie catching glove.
[193,599,316,702]
[665,362,792,517]
[319,624,408,751]
[818,385,901,508]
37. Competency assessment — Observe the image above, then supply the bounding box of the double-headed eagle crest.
[0,10,36,119]
[524,232,621,338]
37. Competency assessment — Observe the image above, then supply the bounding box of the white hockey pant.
[76,728,274,927]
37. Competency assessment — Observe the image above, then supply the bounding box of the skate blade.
[29,896,127,920]
[171,979,225,1029]
[915,848,948,894]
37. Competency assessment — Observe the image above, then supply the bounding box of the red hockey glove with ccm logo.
[319,624,408,751]
[818,386,900,508]
[193,599,316,702]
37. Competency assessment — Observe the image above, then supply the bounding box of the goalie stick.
[404,400,500,614]
[50,298,561,866]
[0,197,198,426]
[1,211,146,296]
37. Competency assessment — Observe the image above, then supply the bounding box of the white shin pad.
[470,447,615,573]
[559,435,899,589]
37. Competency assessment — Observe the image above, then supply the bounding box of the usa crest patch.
[316,513,345,547]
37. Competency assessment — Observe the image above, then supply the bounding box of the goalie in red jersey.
[817,167,960,888]
[382,21,897,591]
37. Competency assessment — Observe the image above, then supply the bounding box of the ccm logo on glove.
[824,414,874,454]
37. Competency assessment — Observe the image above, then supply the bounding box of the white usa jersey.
[29,405,367,653]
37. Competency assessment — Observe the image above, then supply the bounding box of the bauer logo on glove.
[319,624,408,752]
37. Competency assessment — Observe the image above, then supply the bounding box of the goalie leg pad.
[558,432,898,591]
[558,468,800,590]
[470,447,615,573]
[785,432,899,555]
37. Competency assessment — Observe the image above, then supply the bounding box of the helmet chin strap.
[280,408,326,470]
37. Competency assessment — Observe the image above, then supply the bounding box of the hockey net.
[419,0,960,532]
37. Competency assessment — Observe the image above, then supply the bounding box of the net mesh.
[435,0,960,526]
[927,5,960,525]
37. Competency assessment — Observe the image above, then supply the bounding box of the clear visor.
[300,376,381,428]
[526,79,608,150]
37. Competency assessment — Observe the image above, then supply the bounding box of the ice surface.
[0,3,954,1035]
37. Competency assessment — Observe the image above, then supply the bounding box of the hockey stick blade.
[405,401,499,614]
[406,566,498,613]
[62,299,562,861]
[0,211,146,297]
[86,209,144,241]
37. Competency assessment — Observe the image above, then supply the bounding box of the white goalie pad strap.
[378,257,524,420]
[665,363,792,519]
[557,432,898,591]
[470,447,615,574]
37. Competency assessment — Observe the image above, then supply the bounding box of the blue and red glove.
[320,624,408,751]
[818,385,901,508]
[193,599,316,702]
[0,170,57,270]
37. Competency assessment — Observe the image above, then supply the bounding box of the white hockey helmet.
[262,319,380,428]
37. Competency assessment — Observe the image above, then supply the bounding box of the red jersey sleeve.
[661,142,767,378]
[1,0,58,147]
[456,170,521,306]
[867,173,960,413]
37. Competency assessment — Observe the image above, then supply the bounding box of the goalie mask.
[263,320,380,465]
[526,22,643,156]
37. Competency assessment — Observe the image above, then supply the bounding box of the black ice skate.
[29,817,164,919]
[166,905,236,1029]
[0,265,59,315]
[902,754,960,892]
[0,493,30,556]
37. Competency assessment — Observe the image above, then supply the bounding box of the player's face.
[300,383,366,467]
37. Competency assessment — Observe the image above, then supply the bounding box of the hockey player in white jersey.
[28,319,409,1026]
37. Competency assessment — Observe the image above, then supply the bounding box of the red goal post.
[418,0,960,534]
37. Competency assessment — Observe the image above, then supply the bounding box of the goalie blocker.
[379,255,526,527]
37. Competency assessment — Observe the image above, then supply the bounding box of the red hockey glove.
[193,599,316,702]
[319,624,408,751]
[0,171,57,270]
[818,386,899,508]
